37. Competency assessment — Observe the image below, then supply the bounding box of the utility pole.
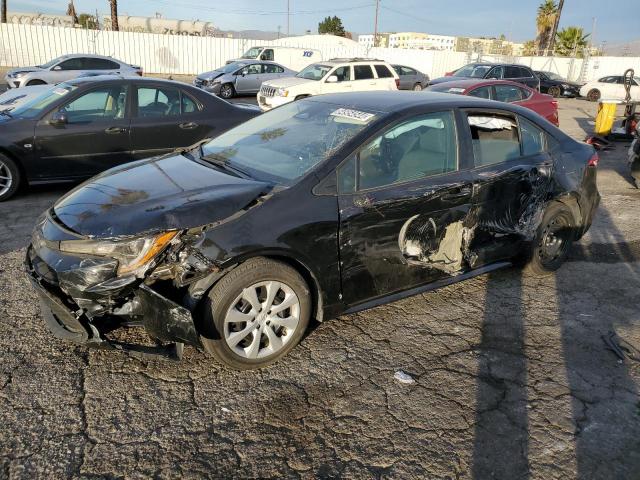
[1,0,7,24]
[547,0,564,55]
[373,0,380,47]
[286,0,290,36]
[109,0,119,31]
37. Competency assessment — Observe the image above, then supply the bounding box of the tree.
[66,0,79,25]
[78,13,98,29]
[535,0,558,55]
[318,16,345,37]
[1,0,6,23]
[554,26,590,57]
[522,40,537,56]
[109,0,119,31]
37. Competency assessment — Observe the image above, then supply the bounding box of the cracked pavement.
[1,98,640,479]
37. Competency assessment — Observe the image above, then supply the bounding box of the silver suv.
[4,54,142,88]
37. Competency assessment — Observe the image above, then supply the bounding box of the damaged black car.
[26,92,600,369]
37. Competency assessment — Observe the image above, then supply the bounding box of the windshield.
[241,47,263,59]
[543,71,565,81]
[10,83,76,118]
[37,56,66,69]
[296,64,332,81]
[454,64,491,78]
[221,62,247,73]
[201,100,379,185]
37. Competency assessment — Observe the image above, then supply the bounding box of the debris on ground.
[603,331,640,362]
[394,370,416,385]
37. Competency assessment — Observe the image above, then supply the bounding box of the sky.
[7,0,637,45]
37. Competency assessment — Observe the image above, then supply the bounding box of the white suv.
[257,58,399,111]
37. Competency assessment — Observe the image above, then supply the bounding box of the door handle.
[441,186,472,201]
[179,122,198,130]
[105,126,126,134]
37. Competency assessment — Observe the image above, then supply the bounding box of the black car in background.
[534,70,582,97]
[26,92,600,370]
[430,63,540,90]
[0,76,260,201]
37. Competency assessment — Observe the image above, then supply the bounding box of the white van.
[227,46,323,72]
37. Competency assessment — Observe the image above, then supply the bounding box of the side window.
[494,85,524,103]
[60,86,128,123]
[504,66,522,79]
[354,65,375,80]
[518,67,533,78]
[181,91,200,114]
[404,67,417,76]
[264,64,284,74]
[487,66,503,79]
[468,113,520,167]
[57,58,84,70]
[518,86,532,100]
[347,111,457,190]
[84,58,120,70]
[374,65,394,78]
[261,49,274,61]
[519,116,546,156]
[468,86,492,99]
[246,64,262,75]
[615,77,625,84]
[332,66,351,82]
[137,86,181,117]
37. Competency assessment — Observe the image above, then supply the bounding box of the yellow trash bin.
[594,99,620,136]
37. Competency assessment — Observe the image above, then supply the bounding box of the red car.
[427,79,559,126]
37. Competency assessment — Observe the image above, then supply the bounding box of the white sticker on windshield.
[447,87,466,93]
[331,108,375,123]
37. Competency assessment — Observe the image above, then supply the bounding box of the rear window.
[494,85,525,103]
[374,65,394,78]
[354,65,375,80]
[503,66,522,79]
[517,67,533,78]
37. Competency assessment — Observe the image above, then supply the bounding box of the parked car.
[194,61,296,99]
[430,63,540,90]
[0,84,51,112]
[226,46,323,72]
[26,91,600,369]
[0,76,260,201]
[579,75,640,102]
[392,64,430,90]
[4,54,142,88]
[534,70,581,97]
[427,79,559,126]
[257,58,399,111]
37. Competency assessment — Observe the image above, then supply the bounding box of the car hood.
[53,153,273,238]
[429,76,469,85]
[263,76,315,89]
[198,69,227,81]
[7,66,42,76]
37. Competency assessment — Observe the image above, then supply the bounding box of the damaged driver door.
[336,110,475,306]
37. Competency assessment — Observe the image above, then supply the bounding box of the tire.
[413,83,423,91]
[524,202,575,276]
[200,257,311,370]
[548,86,561,98]
[26,79,46,86]
[219,83,235,99]
[0,154,21,202]
[586,89,601,102]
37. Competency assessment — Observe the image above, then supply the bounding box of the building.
[389,32,428,49]
[455,36,522,55]
[357,33,391,48]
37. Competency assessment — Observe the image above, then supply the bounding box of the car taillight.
[445,71,453,76]
[395,78,400,88]
[587,153,599,167]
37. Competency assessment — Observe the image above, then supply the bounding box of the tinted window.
[487,66,503,79]
[354,65,374,80]
[520,116,545,156]
[374,65,394,78]
[403,66,417,75]
[181,91,199,114]
[468,114,520,167]
[57,58,84,70]
[263,64,284,74]
[61,85,128,123]
[137,86,181,117]
[518,67,533,78]
[468,86,492,99]
[261,49,274,61]
[518,86,532,99]
[243,64,262,75]
[353,111,458,190]
[494,85,525,102]
[332,66,351,82]
[503,66,522,79]
[84,58,120,70]
[455,64,491,78]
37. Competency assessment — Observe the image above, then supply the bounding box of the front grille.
[260,85,277,97]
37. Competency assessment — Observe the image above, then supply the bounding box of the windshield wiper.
[200,152,253,179]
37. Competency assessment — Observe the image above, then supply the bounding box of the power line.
[149,0,374,16]
[380,5,437,26]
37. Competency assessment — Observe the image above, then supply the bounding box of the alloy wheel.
[0,159,13,198]
[223,281,300,359]
[220,84,233,98]
[548,86,561,97]
[413,84,423,91]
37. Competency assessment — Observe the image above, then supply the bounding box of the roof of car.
[428,78,535,91]
[67,75,185,87]
[320,58,390,66]
[55,53,121,61]
[466,62,532,68]
[305,91,511,113]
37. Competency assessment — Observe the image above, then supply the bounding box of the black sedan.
[534,70,582,97]
[0,76,260,201]
[26,92,600,369]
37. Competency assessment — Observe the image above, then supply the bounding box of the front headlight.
[277,88,289,97]
[59,231,178,276]
[13,72,27,78]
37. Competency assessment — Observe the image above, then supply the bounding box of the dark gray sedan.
[194,61,296,98]
[392,65,430,91]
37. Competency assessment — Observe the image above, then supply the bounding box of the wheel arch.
[550,192,583,236]
[0,147,27,185]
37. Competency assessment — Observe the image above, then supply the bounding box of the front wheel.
[586,89,601,102]
[548,86,561,97]
[0,154,21,202]
[219,83,235,99]
[413,83,423,91]
[201,257,311,370]
[524,202,575,276]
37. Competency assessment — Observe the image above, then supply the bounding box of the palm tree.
[536,0,558,55]
[109,0,118,31]
[554,27,590,57]
[522,40,537,56]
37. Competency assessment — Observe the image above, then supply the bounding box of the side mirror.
[326,75,338,83]
[52,65,62,71]
[49,111,67,126]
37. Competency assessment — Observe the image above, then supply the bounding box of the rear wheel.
[0,154,21,202]
[524,202,575,276]
[219,83,235,99]
[586,89,601,102]
[413,83,423,91]
[26,79,46,86]
[548,86,561,97]
[201,257,311,370]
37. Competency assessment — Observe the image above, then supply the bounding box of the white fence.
[1,23,640,82]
